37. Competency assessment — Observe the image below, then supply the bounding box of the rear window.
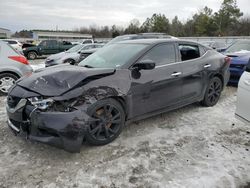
[5,43,21,55]
[179,44,200,61]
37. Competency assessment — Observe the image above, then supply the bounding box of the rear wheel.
[0,73,19,96]
[86,98,125,145]
[201,77,222,107]
[27,51,37,60]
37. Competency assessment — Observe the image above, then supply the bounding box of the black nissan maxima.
[6,39,230,152]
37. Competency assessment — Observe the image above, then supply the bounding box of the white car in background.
[1,39,23,53]
[236,58,250,124]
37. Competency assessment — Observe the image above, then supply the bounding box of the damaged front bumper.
[6,98,91,153]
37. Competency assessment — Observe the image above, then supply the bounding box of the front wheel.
[86,98,125,145]
[201,77,222,107]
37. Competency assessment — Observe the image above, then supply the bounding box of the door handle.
[204,64,211,68]
[244,80,250,86]
[171,72,182,77]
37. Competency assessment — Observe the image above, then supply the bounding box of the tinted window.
[39,41,48,46]
[179,44,200,61]
[62,41,72,45]
[141,44,176,66]
[49,40,57,46]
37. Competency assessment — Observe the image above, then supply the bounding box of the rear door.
[177,42,207,103]
[236,60,250,124]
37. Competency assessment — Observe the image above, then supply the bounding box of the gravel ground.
[0,60,250,187]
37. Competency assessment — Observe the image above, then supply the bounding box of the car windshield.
[226,41,250,53]
[79,43,147,68]
[67,44,83,53]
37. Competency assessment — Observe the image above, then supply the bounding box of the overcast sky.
[0,0,249,32]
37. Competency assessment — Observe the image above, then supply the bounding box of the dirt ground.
[0,60,250,187]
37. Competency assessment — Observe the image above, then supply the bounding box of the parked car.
[222,40,250,84]
[77,48,100,62]
[107,33,178,45]
[1,39,23,52]
[23,40,75,60]
[6,39,230,152]
[235,58,250,124]
[82,39,94,44]
[202,41,227,51]
[45,43,104,67]
[0,41,32,95]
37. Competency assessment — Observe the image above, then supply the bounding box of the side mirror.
[133,60,155,70]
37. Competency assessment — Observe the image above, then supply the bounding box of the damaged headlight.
[28,97,54,110]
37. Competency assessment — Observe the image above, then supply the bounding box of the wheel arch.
[109,96,128,119]
[0,71,21,78]
[212,73,224,88]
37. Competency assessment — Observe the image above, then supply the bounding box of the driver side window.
[141,44,176,66]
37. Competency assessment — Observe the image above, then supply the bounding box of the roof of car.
[117,38,193,45]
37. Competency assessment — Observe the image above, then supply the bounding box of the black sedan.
[6,39,230,152]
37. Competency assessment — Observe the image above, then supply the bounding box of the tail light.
[8,56,29,65]
[224,56,231,64]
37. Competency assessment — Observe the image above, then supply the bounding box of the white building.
[0,28,11,39]
[32,30,92,41]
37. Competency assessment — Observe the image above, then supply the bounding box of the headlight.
[28,97,54,110]
[23,48,26,51]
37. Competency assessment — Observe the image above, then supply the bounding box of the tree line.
[13,0,250,39]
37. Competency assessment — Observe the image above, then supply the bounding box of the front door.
[128,43,183,118]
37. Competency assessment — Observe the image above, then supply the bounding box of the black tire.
[201,77,222,107]
[27,51,37,60]
[64,59,75,65]
[86,98,125,145]
[0,73,19,96]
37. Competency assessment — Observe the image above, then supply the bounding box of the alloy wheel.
[0,77,16,93]
[207,79,222,104]
[89,104,122,141]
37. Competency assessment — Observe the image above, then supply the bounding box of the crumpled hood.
[16,65,115,96]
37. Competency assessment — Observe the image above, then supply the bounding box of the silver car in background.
[45,43,104,67]
[0,41,32,95]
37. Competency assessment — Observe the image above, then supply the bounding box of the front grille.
[7,96,22,108]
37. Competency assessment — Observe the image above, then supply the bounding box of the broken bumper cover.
[6,99,90,153]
